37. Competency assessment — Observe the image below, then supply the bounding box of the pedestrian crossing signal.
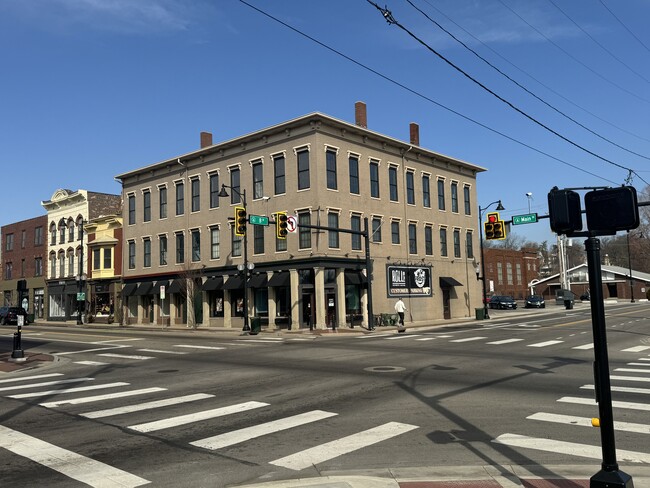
[276,212,288,239]
[235,207,247,236]
[485,212,506,240]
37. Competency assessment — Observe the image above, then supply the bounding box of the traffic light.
[484,212,506,240]
[234,207,247,236]
[548,187,582,235]
[276,211,288,239]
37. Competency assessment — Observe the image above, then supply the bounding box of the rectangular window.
[128,241,136,269]
[464,185,471,215]
[507,262,513,285]
[349,154,359,194]
[191,230,200,262]
[451,182,458,213]
[68,253,74,276]
[351,215,361,250]
[50,256,55,277]
[389,166,398,202]
[406,171,415,205]
[425,226,433,255]
[253,224,264,255]
[210,227,220,260]
[59,254,64,277]
[159,235,168,265]
[175,232,184,263]
[370,161,380,198]
[453,229,461,258]
[93,248,101,270]
[5,262,12,280]
[69,223,74,242]
[144,238,152,267]
[438,179,445,211]
[176,182,185,216]
[104,248,112,269]
[326,149,337,190]
[5,234,13,251]
[21,230,26,249]
[298,212,311,249]
[59,225,65,244]
[209,174,220,209]
[159,186,167,219]
[328,212,339,248]
[35,257,43,277]
[230,168,241,204]
[273,154,285,195]
[497,262,503,284]
[371,217,382,243]
[439,228,448,257]
[391,221,400,244]
[143,190,151,222]
[231,228,242,257]
[297,148,310,190]
[191,178,200,212]
[35,226,43,246]
[408,223,417,254]
[466,231,474,259]
[421,175,430,208]
[128,195,136,225]
[252,161,264,200]
[50,226,56,246]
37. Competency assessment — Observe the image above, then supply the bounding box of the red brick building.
[483,247,540,299]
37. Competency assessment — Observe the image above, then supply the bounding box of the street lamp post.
[218,184,250,332]
[478,200,505,320]
[626,231,635,303]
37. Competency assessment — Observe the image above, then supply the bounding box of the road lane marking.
[74,361,109,366]
[8,382,129,399]
[528,412,650,434]
[174,345,226,350]
[137,349,188,355]
[449,337,487,343]
[527,340,564,348]
[581,384,650,395]
[486,339,524,345]
[622,346,650,353]
[0,377,94,392]
[97,353,154,360]
[191,410,338,450]
[128,401,269,433]
[572,343,594,350]
[57,346,131,355]
[40,387,167,408]
[415,337,437,341]
[493,433,650,463]
[385,335,422,340]
[0,425,149,487]
[627,363,650,366]
[356,333,393,339]
[559,396,650,411]
[0,373,63,384]
[270,421,418,471]
[81,393,215,419]
[615,368,650,374]
[611,375,650,383]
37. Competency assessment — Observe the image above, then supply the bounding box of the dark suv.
[488,296,518,310]
[0,306,29,325]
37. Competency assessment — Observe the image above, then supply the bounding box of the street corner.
[0,351,56,373]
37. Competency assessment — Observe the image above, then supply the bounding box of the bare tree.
[176,263,204,329]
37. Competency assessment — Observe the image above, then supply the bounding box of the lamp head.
[217,185,229,198]
[496,200,505,211]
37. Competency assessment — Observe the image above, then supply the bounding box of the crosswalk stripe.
[57,346,130,355]
[386,335,422,340]
[137,349,188,355]
[627,363,650,367]
[615,368,650,374]
[493,433,650,463]
[270,421,418,471]
[128,401,269,433]
[81,393,215,419]
[572,343,594,350]
[74,361,109,365]
[486,339,524,345]
[97,353,154,360]
[8,382,129,399]
[559,396,650,411]
[611,375,650,383]
[449,337,487,343]
[191,410,338,450]
[622,346,650,353]
[0,377,94,392]
[415,337,437,341]
[356,333,393,339]
[40,387,167,408]
[527,412,650,434]
[528,340,564,348]
[174,345,225,350]
[0,425,149,487]
[236,338,284,343]
[581,384,650,395]
[0,373,63,384]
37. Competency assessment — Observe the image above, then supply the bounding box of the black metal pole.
[626,232,635,303]
[478,205,489,319]
[364,217,374,331]
[586,236,633,488]
[242,189,250,332]
[77,220,84,325]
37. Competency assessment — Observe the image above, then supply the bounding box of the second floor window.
[406,171,415,205]
[391,221,400,244]
[440,228,448,257]
[68,253,74,277]
[370,161,380,198]
[128,241,135,269]
[408,223,417,254]
[466,231,474,259]
[389,166,398,202]
[371,217,382,243]
[298,212,311,249]
[5,262,12,280]
[328,212,339,248]
[453,229,461,258]
[159,186,167,219]
[425,226,433,255]
[349,154,359,194]
[273,154,285,195]
[326,149,337,190]
[210,227,220,260]
[144,238,151,267]
[297,148,310,190]
[159,235,168,265]
[191,178,200,212]
[191,230,200,262]
[209,173,220,209]
[128,194,136,225]
[143,190,151,222]
[351,215,361,250]
[253,224,264,255]
[252,161,263,200]
[451,182,458,213]
[93,248,101,270]
[104,248,112,269]
[176,233,184,263]
[35,257,43,277]
[176,182,185,216]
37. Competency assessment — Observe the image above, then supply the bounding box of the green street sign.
[77,292,86,301]
[512,213,538,225]
[249,215,269,226]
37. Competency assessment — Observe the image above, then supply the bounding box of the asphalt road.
[0,302,649,487]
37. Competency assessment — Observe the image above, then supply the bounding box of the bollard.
[11,325,25,361]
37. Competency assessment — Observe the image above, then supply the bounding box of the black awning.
[202,276,224,291]
[133,282,154,296]
[48,284,64,295]
[345,272,367,285]
[222,276,244,290]
[153,280,169,295]
[439,276,463,288]
[268,272,290,287]
[121,283,138,297]
[249,274,268,288]
[168,279,183,294]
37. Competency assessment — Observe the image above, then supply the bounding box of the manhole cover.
[364,366,406,373]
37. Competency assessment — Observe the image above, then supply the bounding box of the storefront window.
[209,292,224,317]
[345,285,360,314]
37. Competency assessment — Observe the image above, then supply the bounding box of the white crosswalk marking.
[40,387,167,408]
[386,334,422,340]
[8,382,129,399]
[0,373,63,384]
[581,384,650,395]
[493,433,650,463]
[137,349,188,355]
[527,412,650,434]
[615,367,650,373]
[611,375,650,383]
[128,401,269,433]
[74,361,109,365]
[415,337,437,341]
[559,396,650,411]
[174,344,225,350]
[449,336,487,343]
[622,346,650,353]
[57,346,130,355]
[356,333,393,339]
[572,343,594,350]
[269,421,418,471]
[191,410,338,450]
[527,340,563,348]
[81,393,215,419]
[0,377,94,392]
[98,353,154,360]
[0,425,149,487]
[486,339,524,345]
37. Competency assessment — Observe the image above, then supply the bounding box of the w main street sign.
[512,213,538,225]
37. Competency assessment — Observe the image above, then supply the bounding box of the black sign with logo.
[386,265,432,297]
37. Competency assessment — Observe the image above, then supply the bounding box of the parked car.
[489,296,518,310]
[525,295,546,308]
[0,306,29,325]
[580,292,590,301]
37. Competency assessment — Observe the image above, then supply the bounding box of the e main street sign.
[249,215,269,226]
[512,213,538,225]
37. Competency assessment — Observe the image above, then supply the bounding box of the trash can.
[249,317,261,335]
[475,307,485,320]
[564,299,574,310]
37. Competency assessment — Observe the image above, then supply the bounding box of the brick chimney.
[200,131,213,148]
[409,122,420,146]
[355,101,367,128]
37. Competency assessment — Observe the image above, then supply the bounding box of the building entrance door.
[302,292,314,328]
[442,288,451,319]
[326,291,336,328]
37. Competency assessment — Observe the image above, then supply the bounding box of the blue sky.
[2,0,649,245]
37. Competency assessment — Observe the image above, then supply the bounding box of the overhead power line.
[598,0,650,56]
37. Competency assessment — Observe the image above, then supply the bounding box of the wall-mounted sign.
[386,265,432,297]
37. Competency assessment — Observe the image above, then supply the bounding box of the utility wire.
[420,0,650,145]
[404,0,650,162]
[597,0,650,56]
[237,0,628,186]
[496,0,650,105]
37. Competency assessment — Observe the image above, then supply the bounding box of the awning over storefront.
[439,277,463,288]
[268,272,290,287]
[345,272,367,285]
[168,279,183,294]
[153,280,169,295]
[223,276,244,290]
[248,274,268,288]
[48,284,64,295]
[133,282,153,296]
[202,276,224,291]
[121,283,138,297]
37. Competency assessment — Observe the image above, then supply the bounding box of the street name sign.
[512,213,538,225]
[249,215,269,226]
